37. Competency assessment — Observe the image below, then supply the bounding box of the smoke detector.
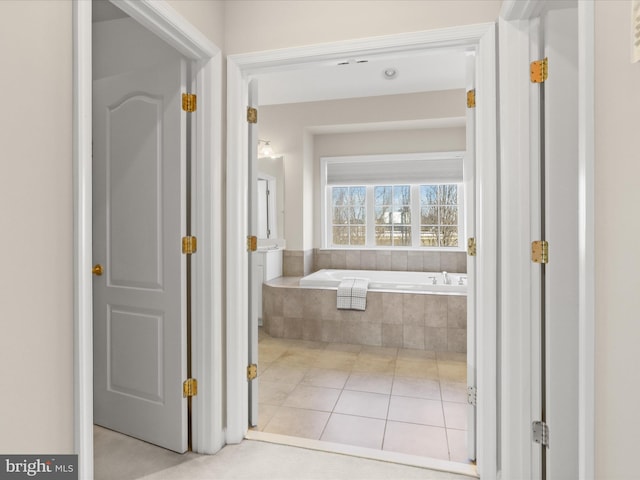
[383,68,398,80]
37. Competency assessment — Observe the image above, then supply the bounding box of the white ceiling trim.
[307,117,466,135]
[231,23,491,74]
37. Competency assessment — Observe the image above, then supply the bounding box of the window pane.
[333,206,348,224]
[333,187,348,206]
[439,185,458,205]
[421,206,438,224]
[439,206,458,225]
[420,185,438,205]
[393,185,410,206]
[375,226,392,245]
[351,226,366,245]
[420,226,439,246]
[393,206,411,224]
[350,187,366,206]
[440,226,459,247]
[374,186,391,206]
[350,206,366,224]
[333,226,350,245]
[375,206,391,225]
[394,226,412,246]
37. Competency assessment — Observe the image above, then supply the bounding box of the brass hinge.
[530,57,548,83]
[467,237,477,257]
[466,89,476,108]
[182,93,197,112]
[531,240,549,264]
[183,378,198,397]
[532,421,549,447]
[247,107,258,124]
[247,363,257,381]
[247,235,257,252]
[182,236,197,255]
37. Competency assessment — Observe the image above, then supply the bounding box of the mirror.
[257,155,284,241]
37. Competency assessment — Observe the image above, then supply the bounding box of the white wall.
[0,0,74,452]
[225,0,502,54]
[594,2,640,477]
[259,89,466,250]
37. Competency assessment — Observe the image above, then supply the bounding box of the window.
[420,184,459,247]
[321,152,465,249]
[375,185,411,246]
[331,186,366,246]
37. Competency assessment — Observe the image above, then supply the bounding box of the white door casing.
[464,52,477,462]
[543,6,580,478]
[227,23,499,478]
[248,79,260,427]
[92,57,188,453]
[473,23,498,478]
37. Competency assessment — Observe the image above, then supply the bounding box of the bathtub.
[299,269,467,295]
[262,268,468,351]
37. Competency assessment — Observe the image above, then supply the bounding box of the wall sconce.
[258,139,276,158]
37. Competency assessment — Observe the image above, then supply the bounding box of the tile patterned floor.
[254,328,473,464]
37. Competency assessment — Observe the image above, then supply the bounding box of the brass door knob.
[92,264,104,276]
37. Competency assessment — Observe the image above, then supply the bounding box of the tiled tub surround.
[282,249,314,277]
[282,248,468,278]
[262,278,467,352]
[314,249,467,274]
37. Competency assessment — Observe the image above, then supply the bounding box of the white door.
[92,57,188,453]
[464,53,477,462]
[248,79,260,427]
[542,6,580,478]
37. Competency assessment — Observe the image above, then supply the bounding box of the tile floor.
[254,328,472,464]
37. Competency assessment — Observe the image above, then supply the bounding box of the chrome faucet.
[442,271,450,285]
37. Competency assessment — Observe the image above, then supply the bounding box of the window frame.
[320,152,466,251]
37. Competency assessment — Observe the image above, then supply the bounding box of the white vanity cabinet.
[252,248,283,325]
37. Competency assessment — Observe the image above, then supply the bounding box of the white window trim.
[321,152,466,250]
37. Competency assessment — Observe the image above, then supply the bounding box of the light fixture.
[258,139,275,158]
[383,67,398,79]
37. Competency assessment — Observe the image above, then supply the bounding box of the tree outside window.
[420,184,459,247]
[331,186,366,246]
[375,185,411,246]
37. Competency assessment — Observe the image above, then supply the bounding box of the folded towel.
[337,277,369,311]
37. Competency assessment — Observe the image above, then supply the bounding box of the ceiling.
[255,46,471,106]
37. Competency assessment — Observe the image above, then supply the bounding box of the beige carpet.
[94,426,475,480]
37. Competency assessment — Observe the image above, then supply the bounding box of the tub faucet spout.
[442,271,450,285]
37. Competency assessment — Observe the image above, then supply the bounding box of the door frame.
[73,1,224,477]
[226,22,498,477]
[499,1,595,478]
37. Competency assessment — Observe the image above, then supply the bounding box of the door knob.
[92,264,104,276]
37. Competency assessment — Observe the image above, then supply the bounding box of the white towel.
[337,277,369,311]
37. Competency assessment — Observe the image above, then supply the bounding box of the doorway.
[249,75,474,469]
[73,1,224,477]
[226,22,498,478]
